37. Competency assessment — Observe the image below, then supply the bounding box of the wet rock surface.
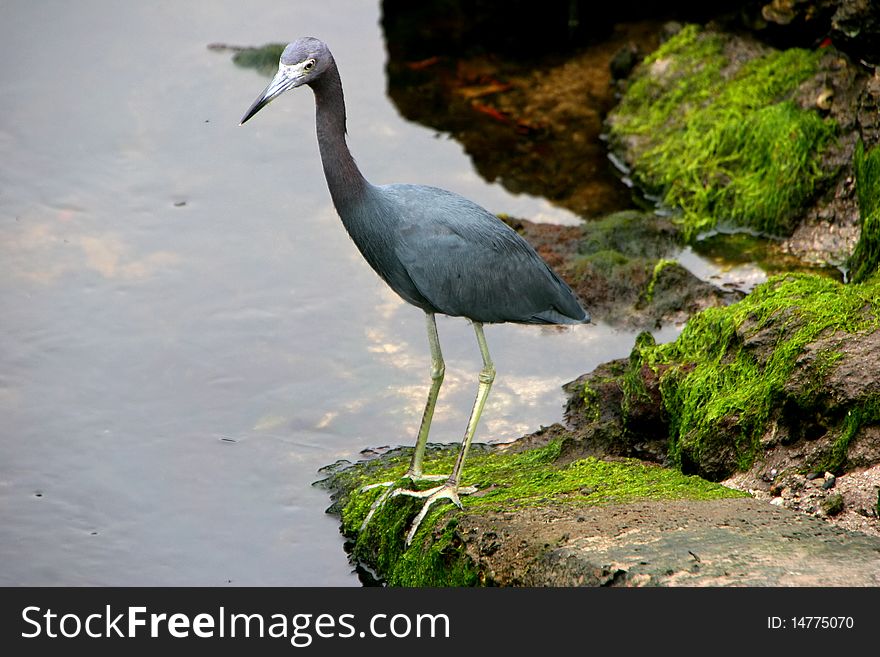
[456,497,880,586]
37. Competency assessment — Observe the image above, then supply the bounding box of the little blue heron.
[241,37,590,544]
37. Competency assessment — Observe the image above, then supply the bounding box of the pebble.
[816,88,834,111]
[821,493,845,517]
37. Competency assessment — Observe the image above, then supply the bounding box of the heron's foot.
[392,483,478,546]
[358,472,451,532]
[360,472,447,492]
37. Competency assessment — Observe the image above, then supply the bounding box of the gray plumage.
[241,37,589,544]
[351,182,587,324]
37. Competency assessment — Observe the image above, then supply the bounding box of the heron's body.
[241,37,589,544]
[340,182,586,324]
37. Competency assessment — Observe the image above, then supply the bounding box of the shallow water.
[1,1,677,585]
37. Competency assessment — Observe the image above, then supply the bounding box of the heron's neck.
[310,64,370,216]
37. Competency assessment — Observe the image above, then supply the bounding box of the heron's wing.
[385,185,586,324]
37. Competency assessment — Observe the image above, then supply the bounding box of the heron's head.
[240,37,332,125]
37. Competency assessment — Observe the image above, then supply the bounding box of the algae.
[609,24,837,240]
[644,258,679,304]
[848,140,880,284]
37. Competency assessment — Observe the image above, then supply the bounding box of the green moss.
[578,210,681,259]
[335,440,744,586]
[618,332,656,418]
[610,25,836,239]
[580,382,602,422]
[613,24,727,140]
[572,249,632,275]
[821,493,845,516]
[644,258,679,303]
[819,395,880,473]
[631,272,880,473]
[848,140,880,284]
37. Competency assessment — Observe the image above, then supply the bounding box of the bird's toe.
[403,483,478,545]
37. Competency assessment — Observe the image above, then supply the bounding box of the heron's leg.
[448,321,494,486]
[361,313,447,491]
[397,322,493,545]
[406,312,447,479]
[358,313,448,530]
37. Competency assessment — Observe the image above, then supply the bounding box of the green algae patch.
[644,258,680,304]
[326,440,744,586]
[608,25,836,240]
[609,272,880,478]
[849,141,880,284]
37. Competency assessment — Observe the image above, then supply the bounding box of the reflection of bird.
[241,37,589,544]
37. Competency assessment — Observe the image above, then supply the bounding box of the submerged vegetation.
[609,24,837,240]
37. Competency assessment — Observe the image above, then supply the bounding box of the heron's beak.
[239,63,308,125]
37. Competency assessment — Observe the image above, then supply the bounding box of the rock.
[822,493,845,516]
[831,0,880,65]
[562,273,880,530]
[503,211,741,328]
[322,449,880,585]
[610,42,640,80]
[607,22,874,266]
[456,498,880,586]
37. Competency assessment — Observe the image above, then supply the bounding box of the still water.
[1,1,677,585]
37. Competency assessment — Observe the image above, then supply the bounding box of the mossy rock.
[558,210,740,326]
[607,24,838,240]
[319,439,745,586]
[565,270,880,480]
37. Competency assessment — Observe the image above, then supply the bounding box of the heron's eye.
[304,59,316,71]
